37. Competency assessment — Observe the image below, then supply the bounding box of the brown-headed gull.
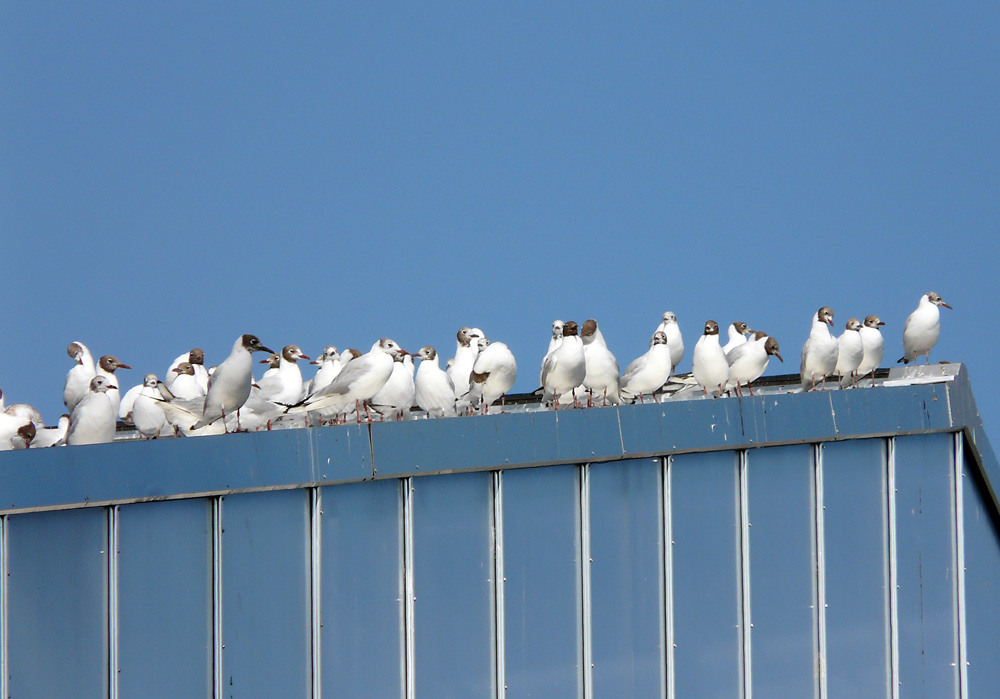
[693,320,730,398]
[414,347,457,418]
[67,375,117,445]
[540,321,586,408]
[727,331,783,396]
[857,315,886,384]
[64,341,97,411]
[580,319,620,406]
[190,334,274,431]
[622,331,671,403]
[835,319,864,387]
[96,355,131,416]
[800,306,837,390]
[898,292,952,364]
[722,321,752,356]
[468,339,518,414]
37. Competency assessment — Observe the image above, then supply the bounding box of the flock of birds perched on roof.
[0,291,951,450]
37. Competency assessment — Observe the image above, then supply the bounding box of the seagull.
[287,338,407,422]
[547,320,565,356]
[447,327,482,407]
[306,346,343,396]
[898,292,952,365]
[96,355,132,416]
[166,349,209,393]
[541,320,586,408]
[370,353,416,421]
[67,375,118,446]
[414,347,457,418]
[131,374,171,438]
[190,334,274,431]
[722,321,752,356]
[621,331,671,403]
[0,400,34,451]
[8,423,35,450]
[468,340,518,414]
[259,352,281,380]
[727,331,783,396]
[835,319,865,387]
[800,306,838,391]
[1,388,44,427]
[856,315,886,385]
[692,320,730,398]
[580,319,620,406]
[256,345,310,404]
[63,341,97,412]
[168,362,206,400]
[31,415,69,448]
[654,312,685,374]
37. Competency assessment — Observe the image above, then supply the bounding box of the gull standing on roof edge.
[166,349,209,392]
[722,322,752,356]
[168,363,206,400]
[800,306,838,390]
[370,352,416,421]
[131,374,170,438]
[547,320,564,356]
[468,339,518,414]
[64,341,97,412]
[654,312,684,374]
[67,376,118,446]
[857,315,886,385]
[580,319,620,406]
[541,320,586,408]
[190,334,274,431]
[96,355,131,416]
[621,331,671,403]
[898,292,952,365]
[727,331,783,396]
[448,327,482,410]
[414,347,457,418]
[693,321,730,398]
[835,319,864,387]
[256,345,310,404]
[306,346,343,396]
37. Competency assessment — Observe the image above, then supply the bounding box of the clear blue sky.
[2,5,998,443]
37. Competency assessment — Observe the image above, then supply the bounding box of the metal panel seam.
[886,440,900,699]
[213,497,224,699]
[814,446,827,699]
[0,516,6,699]
[739,450,752,699]
[663,457,675,699]
[108,506,119,699]
[311,488,322,699]
[954,434,969,699]
[492,471,506,699]
[402,478,415,699]
[580,464,593,699]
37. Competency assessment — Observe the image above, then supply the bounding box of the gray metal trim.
[212,496,224,699]
[580,464,593,699]
[402,478,415,699]
[886,439,900,699]
[492,471,506,699]
[739,450,752,699]
[662,456,675,699]
[954,433,969,699]
[311,487,322,699]
[814,446,827,699]
[0,516,6,699]
[108,505,119,699]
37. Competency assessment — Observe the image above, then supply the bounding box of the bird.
[692,320,730,398]
[468,340,518,414]
[30,416,69,448]
[0,399,34,451]
[168,362,206,400]
[131,374,171,438]
[165,348,209,393]
[621,331,672,403]
[63,341,97,412]
[190,334,274,431]
[8,423,35,450]
[255,345,310,404]
[898,292,952,365]
[414,347,457,418]
[370,352,416,421]
[547,320,564,356]
[654,312,685,374]
[727,331,783,396]
[67,375,118,446]
[580,319,620,406]
[96,355,131,416]
[856,315,886,385]
[447,327,482,407]
[1,388,44,427]
[305,346,343,396]
[800,306,838,391]
[287,338,407,423]
[540,320,586,408]
[835,319,864,387]
[722,321,752,356]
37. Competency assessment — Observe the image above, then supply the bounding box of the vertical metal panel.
[821,439,891,698]
[670,450,743,698]
[7,507,109,697]
[502,464,582,699]
[960,454,1000,696]
[411,471,495,698]
[747,444,818,698]
[320,478,404,698]
[222,489,311,696]
[894,433,959,698]
[580,465,593,699]
[493,471,507,699]
[588,458,665,698]
[117,498,213,696]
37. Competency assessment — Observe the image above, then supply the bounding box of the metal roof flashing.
[0,362,996,517]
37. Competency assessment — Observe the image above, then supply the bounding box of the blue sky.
[2,5,998,443]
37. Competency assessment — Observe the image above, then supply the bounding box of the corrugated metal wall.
[1,431,997,698]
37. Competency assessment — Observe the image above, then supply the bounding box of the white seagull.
[547,320,565,356]
[67,375,118,446]
[414,347,457,418]
[727,331,783,396]
[448,327,482,408]
[190,334,274,431]
[800,306,838,390]
[898,292,952,365]
[540,320,586,408]
[722,321,752,356]
[654,312,685,374]
[621,331,672,403]
[370,353,416,421]
[63,341,97,412]
[835,319,864,387]
[132,374,171,438]
[857,315,886,384]
[693,320,730,398]
[166,349,209,393]
[168,362,206,400]
[306,346,343,396]
[468,340,518,414]
[96,355,132,417]
[31,416,70,448]
[580,319,620,406]
[256,345,310,404]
